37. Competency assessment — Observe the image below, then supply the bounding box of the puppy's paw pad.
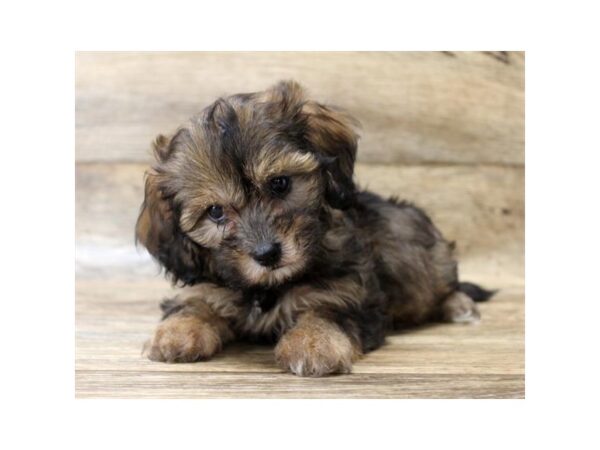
[274,321,357,377]
[442,292,481,324]
[143,315,222,363]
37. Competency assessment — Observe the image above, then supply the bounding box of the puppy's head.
[136,81,359,288]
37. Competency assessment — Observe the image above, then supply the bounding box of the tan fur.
[143,315,223,362]
[441,291,481,323]
[184,217,229,248]
[274,312,361,377]
[144,292,234,363]
[180,283,243,322]
[255,277,365,338]
[234,212,314,287]
[280,175,322,210]
[237,252,307,287]
[302,101,360,180]
[252,147,319,184]
[135,171,166,256]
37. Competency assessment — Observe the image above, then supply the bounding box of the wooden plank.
[75,52,524,165]
[76,371,524,399]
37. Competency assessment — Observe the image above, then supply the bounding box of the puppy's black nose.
[252,242,282,267]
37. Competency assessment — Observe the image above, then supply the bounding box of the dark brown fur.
[136,81,494,377]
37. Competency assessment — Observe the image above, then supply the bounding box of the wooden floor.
[75,162,524,398]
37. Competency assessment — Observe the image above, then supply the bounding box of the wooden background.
[75,52,524,398]
[76,52,524,165]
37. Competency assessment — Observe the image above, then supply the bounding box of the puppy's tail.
[458,282,497,302]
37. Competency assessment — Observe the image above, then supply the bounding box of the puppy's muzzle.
[252,242,282,267]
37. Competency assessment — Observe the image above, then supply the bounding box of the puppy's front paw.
[274,314,359,377]
[143,315,223,363]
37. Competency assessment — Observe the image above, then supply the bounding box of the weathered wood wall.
[75,52,524,165]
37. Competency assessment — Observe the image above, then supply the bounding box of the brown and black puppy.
[136,81,494,377]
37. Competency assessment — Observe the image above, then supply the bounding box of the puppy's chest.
[238,288,295,337]
[244,288,279,314]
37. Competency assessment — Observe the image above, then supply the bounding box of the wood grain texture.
[76,372,523,399]
[75,162,524,398]
[75,51,524,165]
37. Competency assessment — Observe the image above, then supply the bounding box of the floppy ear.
[135,134,209,285]
[302,101,360,210]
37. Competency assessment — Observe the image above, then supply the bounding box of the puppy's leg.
[143,290,234,363]
[274,312,361,377]
[440,291,481,324]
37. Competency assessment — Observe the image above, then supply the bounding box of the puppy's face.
[136,81,359,289]
[173,128,325,288]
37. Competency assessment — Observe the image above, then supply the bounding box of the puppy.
[136,81,494,377]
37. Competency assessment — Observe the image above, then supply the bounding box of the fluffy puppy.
[136,81,494,377]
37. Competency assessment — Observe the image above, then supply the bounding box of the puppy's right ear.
[268,81,360,209]
[303,102,360,210]
[135,134,208,285]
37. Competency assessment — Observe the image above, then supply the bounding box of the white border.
[3,0,600,448]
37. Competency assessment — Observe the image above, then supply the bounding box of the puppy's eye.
[207,205,225,222]
[269,176,291,196]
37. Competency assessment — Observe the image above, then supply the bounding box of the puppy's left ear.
[303,102,360,209]
[135,133,209,285]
